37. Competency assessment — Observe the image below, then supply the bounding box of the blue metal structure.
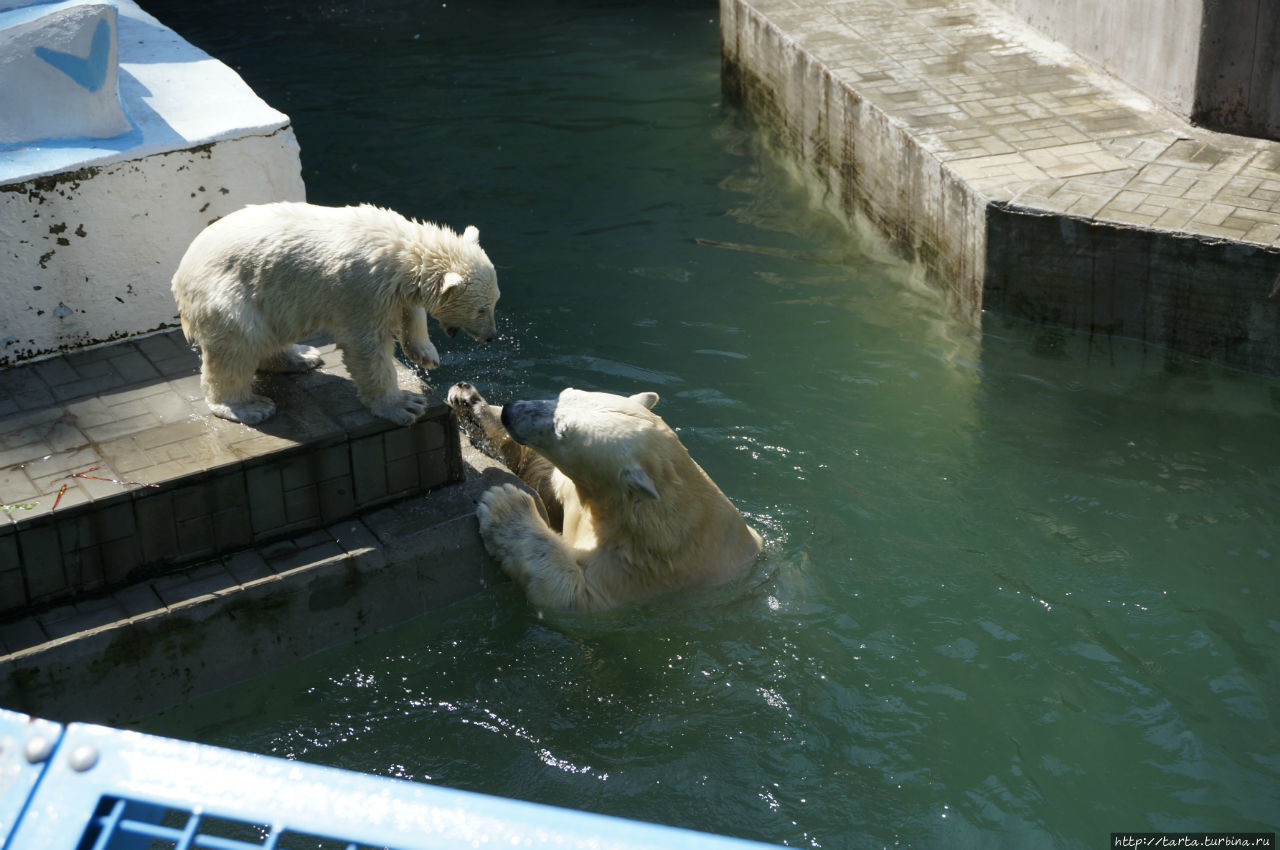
[0,707,781,850]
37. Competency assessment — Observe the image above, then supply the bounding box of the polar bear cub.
[171,202,499,426]
[459,385,763,612]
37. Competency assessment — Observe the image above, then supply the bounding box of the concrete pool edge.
[720,0,1280,376]
[0,444,512,725]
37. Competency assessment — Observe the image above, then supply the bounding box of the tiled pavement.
[0,330,462,619]
[724,0,1280,373]
[751,0,1280,247]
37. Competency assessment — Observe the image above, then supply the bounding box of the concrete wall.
[1195,0,1280,141]
[0,0,305,366]
[720,0,988,324]
[0,447,514,725]
[986,0,1280,140]
[0,133,303,365]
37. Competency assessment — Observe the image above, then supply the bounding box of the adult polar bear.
[172,202,499,426]
[448,383,762,611]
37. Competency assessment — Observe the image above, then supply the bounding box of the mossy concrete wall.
[0,446,515,726]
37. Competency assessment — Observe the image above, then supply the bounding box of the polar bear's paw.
[478,483,540,525]
[446,381,485,410]
[446,381,499,439]
[209,395,277,425]
[402,339,441,371]
[259,344,324,373]
[477,483,544,555]
[371,390,428,426]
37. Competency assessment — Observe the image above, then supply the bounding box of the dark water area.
[135,0,1280,846]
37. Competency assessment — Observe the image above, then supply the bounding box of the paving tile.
[94,435,152,475]
[0,368,50,397]
[223,550,274,585]
[1024,142,1130,179]
[351,434,388,504]
[0,322,458,617]
[212,507,254,551]
[316,444,351,481]
[134,330,191,362]
[37,595,128,639]
[0,467,40,504]
[283,485,321,526]
[245,464,286,534]
[33,357,79,387]
[144,432,240,476]
[418,448,455,491]
[327,518,380,555]
[135,491,179,565]
[20,522,66,599]
[51,374,121,403]
[0,564,24,610]
[383,427,416,463]
[151,563,239,607]
[318,475,356,522]
[269,540,346,574]
[386,458,419,495]
[81,411,162,443]
[0,617,47,655]
[174,514,215,561]
[0,407,64,451]
[10,384,55,411]
[115,583,164,617]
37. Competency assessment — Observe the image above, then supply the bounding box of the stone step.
[0,331,462,619]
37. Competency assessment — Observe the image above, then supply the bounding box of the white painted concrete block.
[0,0,305,366]
[0,0,131,146]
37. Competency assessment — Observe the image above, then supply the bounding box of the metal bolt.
[68,745,99,772]
[23,736,53,764]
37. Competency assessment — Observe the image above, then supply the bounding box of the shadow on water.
[134,0,1280,846]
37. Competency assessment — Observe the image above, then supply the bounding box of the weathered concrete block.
[0,0,304,366]
[0,0,131,145]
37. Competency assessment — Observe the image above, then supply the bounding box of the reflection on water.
[137,0,1279,846]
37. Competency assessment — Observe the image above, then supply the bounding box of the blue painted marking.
[34,17,111,92]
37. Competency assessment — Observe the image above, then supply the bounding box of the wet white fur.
[171,202,499,426]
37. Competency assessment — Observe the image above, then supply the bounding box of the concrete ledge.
[0,330,463,619]
[0,444,514,725]
[720,0,1280,374]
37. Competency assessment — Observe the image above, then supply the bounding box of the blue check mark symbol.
[35,17,111,92]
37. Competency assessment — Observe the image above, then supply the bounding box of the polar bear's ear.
[629,391,659,410]
[442,271,465,292]
[621,465,660,501]
[462,225,480,244]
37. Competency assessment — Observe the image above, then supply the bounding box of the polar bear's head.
[501,388,667,501]
[432,225,500,343]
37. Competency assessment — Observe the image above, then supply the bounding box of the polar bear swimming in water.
[448,382,762,611]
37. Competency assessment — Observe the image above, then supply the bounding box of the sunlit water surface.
[136,1,1280,846]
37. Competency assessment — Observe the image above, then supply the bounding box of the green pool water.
[137,0,1280,846]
